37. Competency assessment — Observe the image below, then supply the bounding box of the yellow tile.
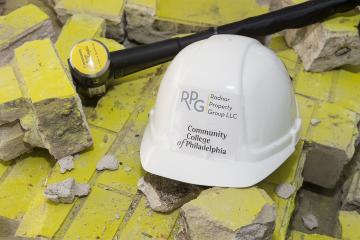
[339,211,360,240]
[264,141,304,186]
[16,127,115,238]
[156,0,268,26]
[14,39,75,103]
[0,66,22,104]
[0,150,53,220]
[62,186,132,240]
[118,196,179,239]
[276,49,298,78]
[306,102,358,158]
[289,230,339,240]
[295,69,336,101]
[324,12,360,32]
[295,94,316,138]
[0,4,49,49]
[57,0,126,18]
[260,183,296,240]
[332,70,360,113]
[55,14,105,65]
[95,37,124,52]
[95,72,164,194]
[269,35,289,52]
[88,77,151,132]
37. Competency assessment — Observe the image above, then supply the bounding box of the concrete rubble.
[58,155,74,173]
[0,4,54,67]
[270,0,360,72]
[301,214,319,230]
[179,187,276,240]
[96,154,119,171]
[275,183,295,199]
[125,0,207,44]
[137,174,204,213]
[44,177,90,204]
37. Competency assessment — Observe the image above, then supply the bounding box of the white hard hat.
[140,35,301,187]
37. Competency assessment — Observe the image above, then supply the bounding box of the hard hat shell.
[140,35,301,187]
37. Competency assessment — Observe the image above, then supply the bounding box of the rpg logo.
[180,90,205,112]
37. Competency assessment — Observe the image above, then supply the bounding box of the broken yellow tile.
[264,141,304,186]
[57,0,126,18]
[88,77,151,132]
[295,94,316,138]
[295,69,336,101]
[55,14,105,65]
[332,70,360,113]
[118,196,179,239]
[62,186,132,240]
[16,127,115,238]
[0,150,53,220]
[289,230,339,240]
[14,39,75,103]
[306,102,358,159]
[156,0,268,26]
[339,211,360,240]
[0,4,49,49]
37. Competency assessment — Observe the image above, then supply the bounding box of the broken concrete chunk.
[310,118,321,126]
[125,0,207,44]
[0,121,31,161]
[13,39,93,159]
[137,174,204,213]
[44,177,90,204]
[0,4,54,67]
[44,178,76,204]
[303,102,358,189]
[180,187,276,240]
[73,183,90,197]
[57,156,74,173]
[342,171,360,211]
[301,214,318,230]
[96,154,119,171]
[54,0,125,41]
[275,183,295,199]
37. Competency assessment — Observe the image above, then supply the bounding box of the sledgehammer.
[68,0,360,97]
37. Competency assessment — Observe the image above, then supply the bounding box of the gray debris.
[124,166,132,172]
[301,214,319,230]
[44,178,90,204]
[137,174,204,213]
[342,171,360,211]
[275,183,295,199]
[96,154,119,171]
[57,155,74,173]
[310,118,321,126]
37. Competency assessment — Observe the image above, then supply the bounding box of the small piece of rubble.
[137,174,204,213]
[96,154,119,171]
[301,214,319,230]
[124,166,132,172]
[180,187,276,240]
[57,156,74,173]
[310,118,321,126]
[44,178,90,204]
[275,183,295,199]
